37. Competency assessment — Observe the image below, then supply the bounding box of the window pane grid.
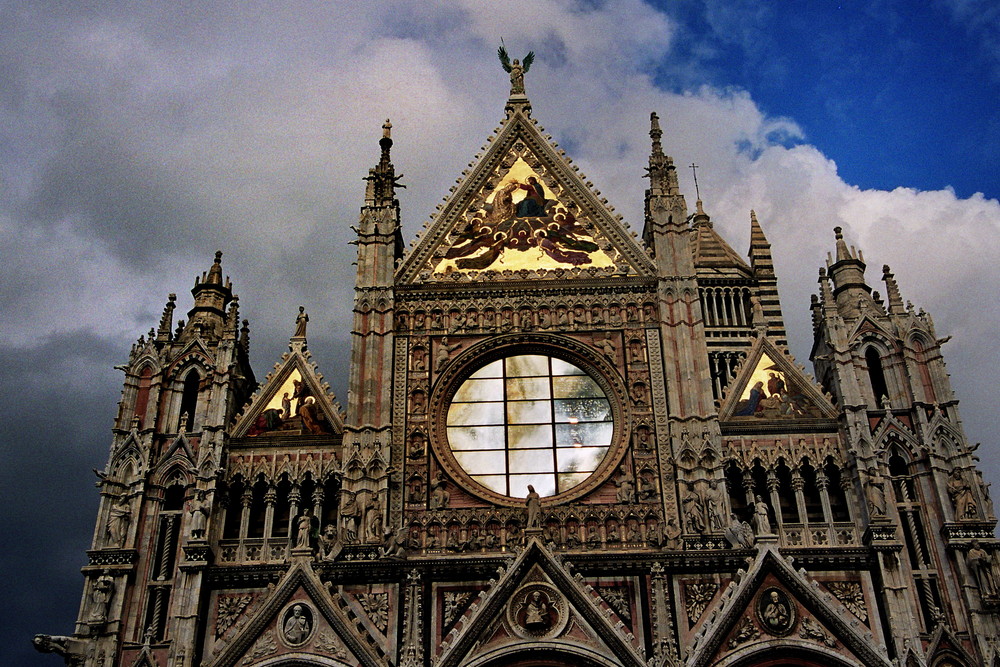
[447,355,612,498]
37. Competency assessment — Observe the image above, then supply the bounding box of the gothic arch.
[251,655,351,667]
[716,641,866,667]
[460,639,625,667]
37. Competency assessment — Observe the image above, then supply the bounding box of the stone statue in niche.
[751,495,772,536]
[703,481,725,532]
[663,518,682,549]
[106,495,132,548]
[634,425,653,453]
[410,390,426,414]
[866,469,887,517]
[282,604,312,645]
[565,522,582,548]
[411,346,426,372]
[616,465,635,503]
[750,295,766,329]
[525,485,541,529]
[968,540,998,597]
[436,337,462,373]
[682,485,706,534]
[295,512,313,549]
[88,570,115,623]
[948,469,978,520]
[430,473,450,510]
[340,492,361,543]
[596,333,616,360]
[638,473,657,501]
[408,431,427,459]
[187,489,209,540]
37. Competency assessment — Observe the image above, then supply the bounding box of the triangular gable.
[849,315,896,348]
[687,547,891,667]
[720,336,838,422]
[204,561,383,667]
[167,337,215,374]
[232,342,343,438]
[436,538,645,667]
[396,104,655,284]
[924,622,978,667]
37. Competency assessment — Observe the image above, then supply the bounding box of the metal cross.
[689,163,701,200]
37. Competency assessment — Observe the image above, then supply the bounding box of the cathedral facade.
[35,71,1000,667]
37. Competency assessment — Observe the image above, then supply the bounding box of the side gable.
[396,104,655,285]
[719,335,838,422]
[232,338,344,438]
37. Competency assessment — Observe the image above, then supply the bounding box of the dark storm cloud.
[3,3,999,666]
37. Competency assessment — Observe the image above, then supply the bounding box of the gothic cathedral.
[35,65,1000,667]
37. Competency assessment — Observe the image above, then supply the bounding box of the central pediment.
[396,102,655,285]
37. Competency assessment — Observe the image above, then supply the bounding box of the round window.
[445,354,614,499]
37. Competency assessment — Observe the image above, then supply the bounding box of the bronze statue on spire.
[498,43,534,96]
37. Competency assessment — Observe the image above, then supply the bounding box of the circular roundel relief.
[506,582,569,639]
[279,601,317,647]
[441,349,620,503]
[756,587,796,637]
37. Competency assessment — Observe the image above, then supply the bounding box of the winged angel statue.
[498,44,534,95]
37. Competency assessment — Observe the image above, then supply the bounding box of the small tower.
[342,120,404,544]
[48,253,255,665]
[812,226,998,657]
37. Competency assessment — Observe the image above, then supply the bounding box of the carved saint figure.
[616,465,635,504]
[523,591,550,629]
[565,523,582,548]
[436,337,462,373]
[866,469,887,517]
[89,570,115,623]
[106,496,132,547]
[187,490,209,540]
[295,513,313,549]
[764,591,789,626]
[751,495,772,535]
[703,481,725,532]
[682,487,706,534]
[968,540,998,597]
[340,492,361,542]
[283,604,311,645]
[293,306,308,337]
[948,469,978,520]
[525,485,541,529]
[430,474,450,510]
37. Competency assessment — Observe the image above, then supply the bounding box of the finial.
[382,119,392,139]
[204,250,224,285]
[498,41,534,97]
[649,112,663,151]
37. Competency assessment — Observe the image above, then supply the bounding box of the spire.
[881,264,906,315]
[156,293,177,343]
[365,119,404,207]
[833,226,853,262]
[645,112,678,195]
[748,210,774,277]
[184,251,234,340]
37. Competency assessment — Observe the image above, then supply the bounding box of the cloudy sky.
[3,1,999,663]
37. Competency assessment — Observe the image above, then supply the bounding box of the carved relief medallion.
[506,582,568,639]
[755,587,795,637]
[279,602,316,647]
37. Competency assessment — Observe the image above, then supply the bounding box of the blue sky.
[655,0,1000,199]
[2,2,999,665]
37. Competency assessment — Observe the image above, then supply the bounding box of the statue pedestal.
[290,546,314,560]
